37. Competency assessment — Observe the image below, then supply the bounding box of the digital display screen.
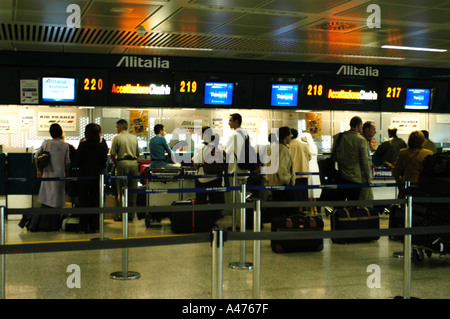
[405,88,431,110]
[271,84,299,107]
[204,82,234,105]
[42,77,75,102]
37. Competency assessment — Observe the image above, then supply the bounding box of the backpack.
[236,130,259,172]
[202,142,226,175]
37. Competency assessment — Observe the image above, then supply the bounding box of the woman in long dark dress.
[75,123,109,233]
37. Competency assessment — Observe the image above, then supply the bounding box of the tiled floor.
[1,181,449,299]
[3,211,450,299]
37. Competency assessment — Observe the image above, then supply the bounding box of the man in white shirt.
[225,113,250,229]
[225,113,250,186]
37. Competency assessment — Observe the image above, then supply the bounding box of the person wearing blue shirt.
[149,124,177,166]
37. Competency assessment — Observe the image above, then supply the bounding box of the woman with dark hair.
[30,123,71,231]
[393,130,433,195]
[75,123,109,233]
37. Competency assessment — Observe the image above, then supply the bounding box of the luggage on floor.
[410,203,450,259]
[19,214,61,232]
[418,152,450,196]
[170,199,216,233]
[330,207,380,244]
[420,151,450,178]
[271,213,324,253]
[61,216,80,232]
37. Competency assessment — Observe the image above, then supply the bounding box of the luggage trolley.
[140,166,195,228]
[411,203,450,263]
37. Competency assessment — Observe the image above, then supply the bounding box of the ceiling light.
[143,46,213,52]
[344,55,405,60]
[382,45,447,53]
[182,108,197,111]
[110,8,133,13]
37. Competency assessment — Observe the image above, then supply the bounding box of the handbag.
[37,140,51,171]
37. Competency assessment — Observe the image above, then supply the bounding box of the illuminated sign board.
[111,83,171,95]
[301,77,380,110]
[108,71,173,107]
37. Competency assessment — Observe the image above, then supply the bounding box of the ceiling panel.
[1,0,450,69]
[260,0,351,14]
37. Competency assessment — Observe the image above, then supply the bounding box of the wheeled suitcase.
[170,199,216,233]
[271,214,324,253]
[331,207,380,243]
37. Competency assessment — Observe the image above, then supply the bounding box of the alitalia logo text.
[337,65,379,77]
[116,56,170,69]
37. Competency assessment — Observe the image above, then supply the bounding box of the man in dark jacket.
[374,127,407,167]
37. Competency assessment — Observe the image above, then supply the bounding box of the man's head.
[228,113,242,130]
[363,121,376,139]
[388,127,398,138]
[116,119,128,133]
[154,124,165,136]
[349,116,363,133]
[278,126,292,144]
[50,123,63,139]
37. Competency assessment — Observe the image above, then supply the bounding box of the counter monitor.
[204,82,234,105]
[42,77,76,103]
[271,84,299,107]
[405,88,431,110]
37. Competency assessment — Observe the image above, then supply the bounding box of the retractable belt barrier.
[0,172,448,300]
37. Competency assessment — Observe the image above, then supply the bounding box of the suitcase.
[331,207,380,244]
[21,214,61,232]
[271,214,324,253]
[61,216,80,232]
[170,199,216,233]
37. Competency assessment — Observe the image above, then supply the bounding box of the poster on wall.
[20,110,35,129]
[0,115,17,133]
[38,112,77,132]
[391,118,419,135]
[306,112,322,138]
[20,79,39,104]
[129,110,148,137]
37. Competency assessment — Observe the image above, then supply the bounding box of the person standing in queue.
[332,116,371,202]
[374,126,407,168]
[33,123,71,231]
[360,120,377,201]
[225,113,250,228]
[193,127,225,222]
[149,124,178,167]
[392,130,433,197]
[289,128,311,212]
[75,123,109,233]
[110,119,140,221]
[265,126,296,217]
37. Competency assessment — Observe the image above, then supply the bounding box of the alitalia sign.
[116,55,170,69]
[337,65,379,77]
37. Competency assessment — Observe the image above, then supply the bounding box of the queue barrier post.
[403,195,413,299]
[1,206,5,299]
[211,228,224,299]
[110,187,140,280]
[229,183,253,270]
[253,200,261,299]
